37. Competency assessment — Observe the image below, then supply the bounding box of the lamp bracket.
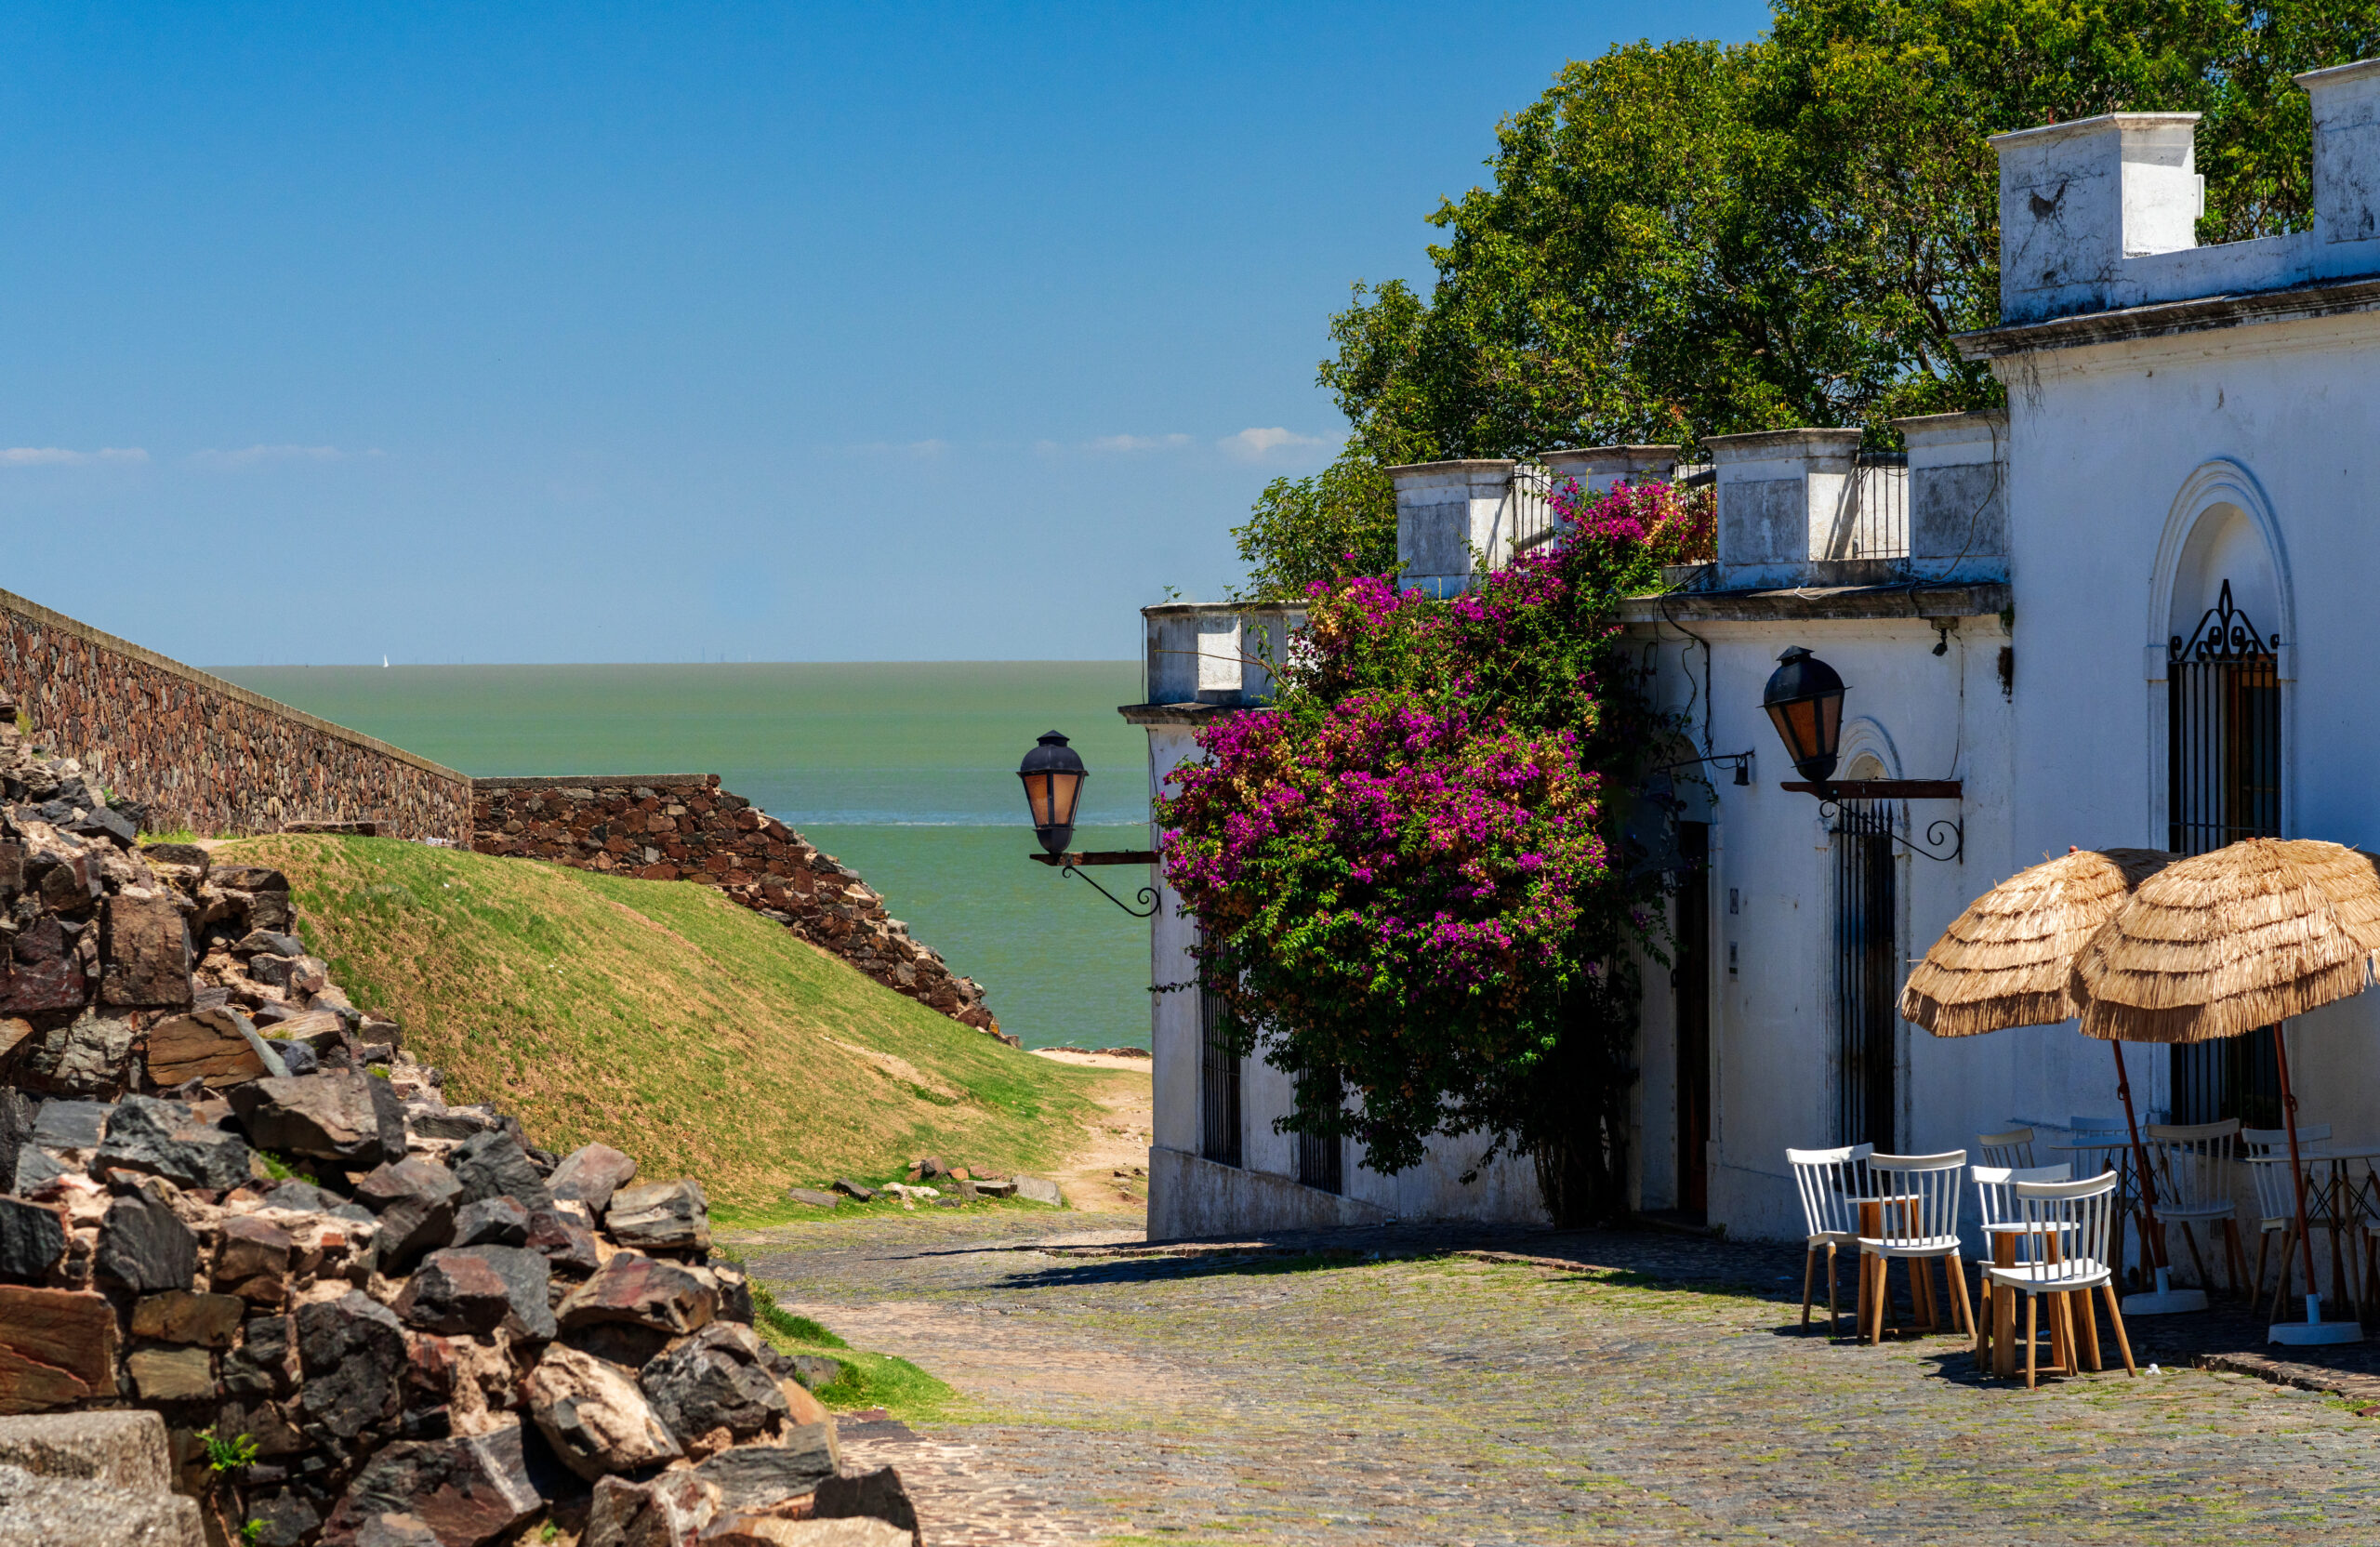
[1653,750,1754,777]
[1029,851,1159,866]
[1811,796,1964,864]
[1054,859,1160,919]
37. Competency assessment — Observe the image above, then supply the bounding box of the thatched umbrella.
[2073,838,2380,1341]
[1901,847,2187,1303]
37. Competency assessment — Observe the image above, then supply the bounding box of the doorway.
[2166,577,2283,1127]
[1674,822,1711,1217]
[1833,800,1897,1151]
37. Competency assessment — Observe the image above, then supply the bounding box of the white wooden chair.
[1970,1162,2069,1368]
[2243,1124,2332,1157]
[1787,1144,1873,1336]
[2245,1135,2360,1316]
[1984,1172,2137,1388]
[2145,1119,2246,1294]
[1858,1151,1974,1345]
[1977,1128,2037,1169]
[2244,1128,2332,1316]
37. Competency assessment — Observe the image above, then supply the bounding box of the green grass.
[217,835,1124,1210]
[713,1247,953,1421]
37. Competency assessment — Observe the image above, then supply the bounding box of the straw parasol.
[2073,838,2380,1339]
[1901,847,2172,1036]
[1901,847,2188,1307]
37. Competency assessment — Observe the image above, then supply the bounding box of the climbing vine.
[1160,479,1712,1223]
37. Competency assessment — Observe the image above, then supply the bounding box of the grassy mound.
[217,835,1109,1214]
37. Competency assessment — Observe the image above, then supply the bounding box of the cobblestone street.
[731,1215,2380,1545]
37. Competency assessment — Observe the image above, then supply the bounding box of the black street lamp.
[1017,731,1089,856]
[1759,644,1964,862]
[1016,731,1159,917]
[1762,646,1846,785]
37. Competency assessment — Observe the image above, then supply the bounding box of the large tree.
[1234,1,2380,601]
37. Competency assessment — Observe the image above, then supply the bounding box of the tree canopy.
[1234,0,2380,601]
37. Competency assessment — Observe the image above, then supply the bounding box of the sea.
[210,663,1155,1051]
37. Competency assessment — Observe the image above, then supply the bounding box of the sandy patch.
[1031,1051,1151,1215]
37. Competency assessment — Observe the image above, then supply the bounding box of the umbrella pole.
[2110,1041,2166,1271]
[2276,1024,2321,1301]
[2268,1021,2359,1342]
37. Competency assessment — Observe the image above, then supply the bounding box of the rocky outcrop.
[0,744,924,1546]
[0,593,469,842]
[471,777,1009,1043]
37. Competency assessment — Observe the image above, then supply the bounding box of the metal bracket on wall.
[1781,780,1964,864]
[1031,850,1161,918]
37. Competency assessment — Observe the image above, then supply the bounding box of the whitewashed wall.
[1628,615,2016,1240]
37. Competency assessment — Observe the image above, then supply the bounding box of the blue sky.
[0,3,1768,664]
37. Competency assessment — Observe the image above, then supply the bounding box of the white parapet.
[1992,113,2202,324]
[1390,459,1518,596]
[1703,428,1864,585]
[2304,58,2380,245]
[1889,410,2008,576]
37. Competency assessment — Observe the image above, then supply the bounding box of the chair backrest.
[1972,1162,2072,1233]
[2145,1117,2239,1214]
[1786,1144,1874,1238]
[2244,1154,2300,1223]
[2013,1172,2120,1271]
[2069,1115,2122,1137]
[1867,1150,1966,1245]
[1977,1127,2036,1169]
[2242,1124,2331,1157]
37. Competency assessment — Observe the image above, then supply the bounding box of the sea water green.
[212,663,1154,1050]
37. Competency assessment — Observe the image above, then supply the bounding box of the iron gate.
[2167,578,2284,1127]
[1199,981,1242,1167]
[1834,800,1898,1151]
[1295,1070,1343,1195]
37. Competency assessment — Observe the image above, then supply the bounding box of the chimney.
[1889,410,2008,576]
[1990,113,2202,324]
[1540,445,1680,498]
[2299,59,2380,245]
[1704,429,1864,579]
[1391,459,1517,596]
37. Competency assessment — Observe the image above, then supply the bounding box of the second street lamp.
[1758,643,1965,863]
[1761,645,1846,786]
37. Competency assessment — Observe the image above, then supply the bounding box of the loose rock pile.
[470,778,1008,1046]
[0,739,921,1545]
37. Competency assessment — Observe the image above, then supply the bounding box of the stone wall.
[0,588,471,844]
[470,777,1006,1042]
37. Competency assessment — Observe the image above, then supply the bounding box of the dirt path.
[1028,1050,1149,1215]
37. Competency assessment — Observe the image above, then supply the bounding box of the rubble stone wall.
[470,777,1007,1042]
[0,589,472,844]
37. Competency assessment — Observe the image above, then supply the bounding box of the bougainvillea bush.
[1160,478,1712,1221]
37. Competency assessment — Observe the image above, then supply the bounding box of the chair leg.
[2254,1227,2272,1317]
[1825,1243,1841,1337]
[2101,1282,2137,1375]
[2059,1292,2082,1376]
[1802,1247,1818,1329]
[2180,1222,2211,1290]
[1946,1253,1977,1340]
[2025,1295,2039,1390]
[2276,1223,2299,1318]
[2077,1286,2103,1372]
[2224,1219,2246,1298]
[1865,1254,1884,1345]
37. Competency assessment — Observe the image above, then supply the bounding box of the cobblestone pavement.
[735,1216,2380,1545]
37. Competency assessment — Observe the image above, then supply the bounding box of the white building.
[1130,58,2380,1244]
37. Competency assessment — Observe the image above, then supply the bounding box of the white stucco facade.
[1129,56,2380,1246]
